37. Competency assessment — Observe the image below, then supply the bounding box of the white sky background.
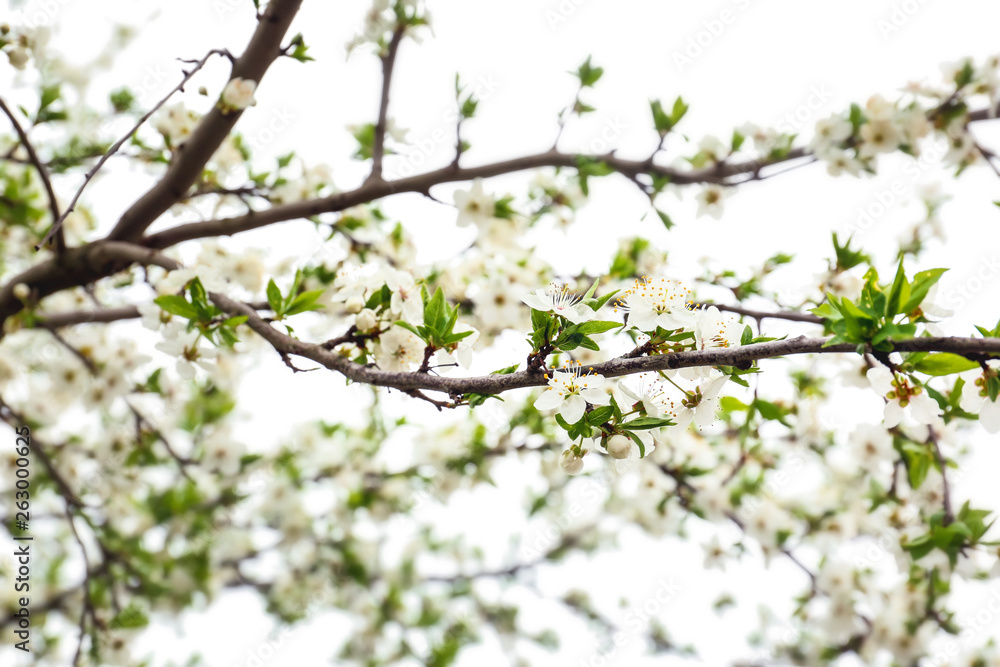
[4,0,1000,665]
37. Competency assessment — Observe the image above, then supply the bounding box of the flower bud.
[344,296,364,314]
[12,283,30,300]
[221,77,257,110]
[605,434,631,459]
[356,308,377,332]
[7,47,29,70]
[560,450,584,475]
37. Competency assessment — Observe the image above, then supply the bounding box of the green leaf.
[832,232,869,271]
[885,258,910,318]
[988,375,1000,402]
[530,308,550,334]
[395,321,424,339]
[655,209,674,230]
[460,95,478,119]
[901,268,947,314]
[903,444,931,489]
[154,295,198,320]
[266,279,283,314]
[285,289,325,316]
[109,603,149,630]
[847,104,866,134]
[623,416,674,430]
[467,393,502,408]
[731,130,745,152]
[754,399,787,424]
[582,278,601,301]
[914,353,979,376]
[574,56,603,87]
[720,396,749,412]
[670,96,688,127]
[287,33,315,63]
[222,315,248,328]
[586,406,614,424]
[587,289,620,312]
[576,320,621,335]
[650,99,671,135]
[425,287,447,331]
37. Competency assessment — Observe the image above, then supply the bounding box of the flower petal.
[882,400,903,428]
[867,367,894,395]
[561,395,586,424]
[534,389,562,411]
[911,393,942,424]
[980,399,1000,434]
[521,292,549,311]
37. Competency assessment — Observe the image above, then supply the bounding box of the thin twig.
[0,97,64,252]
[369,25,405,182]
[927,427,954,525]
[35,49,232,251]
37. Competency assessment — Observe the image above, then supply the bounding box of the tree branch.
[104,0,304,243]
[5,102,1000,332]
[368,25,405,183]
[699,302,823,325]
[209,290,1000,399]
[31,300,270,329]
[0,241,179,329]
[34,305,143,329]
[87,241,180,271]
[34,48,232,251]
[142,148,807,249]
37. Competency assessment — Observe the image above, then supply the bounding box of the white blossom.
[221,77,257,110]
[534,363,611,424]
[521,284,591,324]
[453,179,495,228]
[960,364,1000,433]
[374,326,424,372]
[695,184,729,219]
[867,367,942,428]
[155,330,218,379]
[617,276,695,332]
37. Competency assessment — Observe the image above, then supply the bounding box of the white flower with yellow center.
[959,364,1000,433]
[693,306,743,350]
[695,184,729,219]
[858,118,901,159]
[819,147,864,178]
[867,367,941,428]
[687,304,743,380]
[521,284,591,323]
[809,114,853,153]
[534,362,610,424]
[674,373,728,430]
[453,179,495,228]
[617,276,695,333]
[616,374,677,419]
[155,330,217,379]
[375,327,424,372]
